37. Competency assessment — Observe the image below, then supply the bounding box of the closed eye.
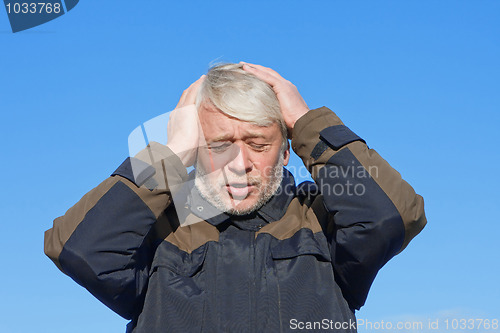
[249,143,269,151]
[208,143,232,153]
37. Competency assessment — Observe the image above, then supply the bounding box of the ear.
[283,141,291,166]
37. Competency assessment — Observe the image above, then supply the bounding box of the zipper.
[249,231,256,333]
[273,256,283,333]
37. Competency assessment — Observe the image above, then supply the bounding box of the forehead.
[198,102,280,141]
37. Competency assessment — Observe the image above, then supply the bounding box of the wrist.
[166,143,197,167]
[287,108,310,137]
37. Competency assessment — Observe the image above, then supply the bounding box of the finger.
[241,62,285,88]
[176,75,205,108]
[184,75,206,105]
[241,62,284,81]
[242,63,282,87]
[176,89,188,108]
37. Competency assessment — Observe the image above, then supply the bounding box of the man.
[44,63,426,332]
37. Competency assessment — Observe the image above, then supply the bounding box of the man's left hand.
[241,62,309,137]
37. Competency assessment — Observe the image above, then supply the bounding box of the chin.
[218,194,257,215]
[228,201,259,215]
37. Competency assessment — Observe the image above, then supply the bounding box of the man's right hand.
[166,75,205,167]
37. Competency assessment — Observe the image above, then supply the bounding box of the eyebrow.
[209,135,232,142]
[209,132,267,142]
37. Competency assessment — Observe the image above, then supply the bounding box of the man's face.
[195,102,290,215]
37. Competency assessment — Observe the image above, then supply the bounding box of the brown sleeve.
[43,142,188,318]
[292,107,426,251]
[44,142,187,271]
[291,107,426,309]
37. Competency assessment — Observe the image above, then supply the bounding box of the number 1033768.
[5,2,62,14]
[444,318,498,330]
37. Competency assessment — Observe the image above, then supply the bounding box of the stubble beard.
[194,153,285,216]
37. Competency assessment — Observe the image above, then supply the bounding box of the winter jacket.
[44,107,426,332]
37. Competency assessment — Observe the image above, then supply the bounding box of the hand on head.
[166,75,206,167]
[167,63,309,167]
[240,62,309,137]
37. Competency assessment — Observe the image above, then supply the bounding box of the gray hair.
[196,63,288,146]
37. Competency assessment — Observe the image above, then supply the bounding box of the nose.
[227,143,253,175]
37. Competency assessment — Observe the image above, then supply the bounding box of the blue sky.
[1,1,499,332]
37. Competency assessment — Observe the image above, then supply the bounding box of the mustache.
[195,162,263,186]
[221,174,262,187]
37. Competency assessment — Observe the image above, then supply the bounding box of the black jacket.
[44,107,426,332]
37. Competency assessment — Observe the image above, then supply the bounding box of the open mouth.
[225,183,254,199]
